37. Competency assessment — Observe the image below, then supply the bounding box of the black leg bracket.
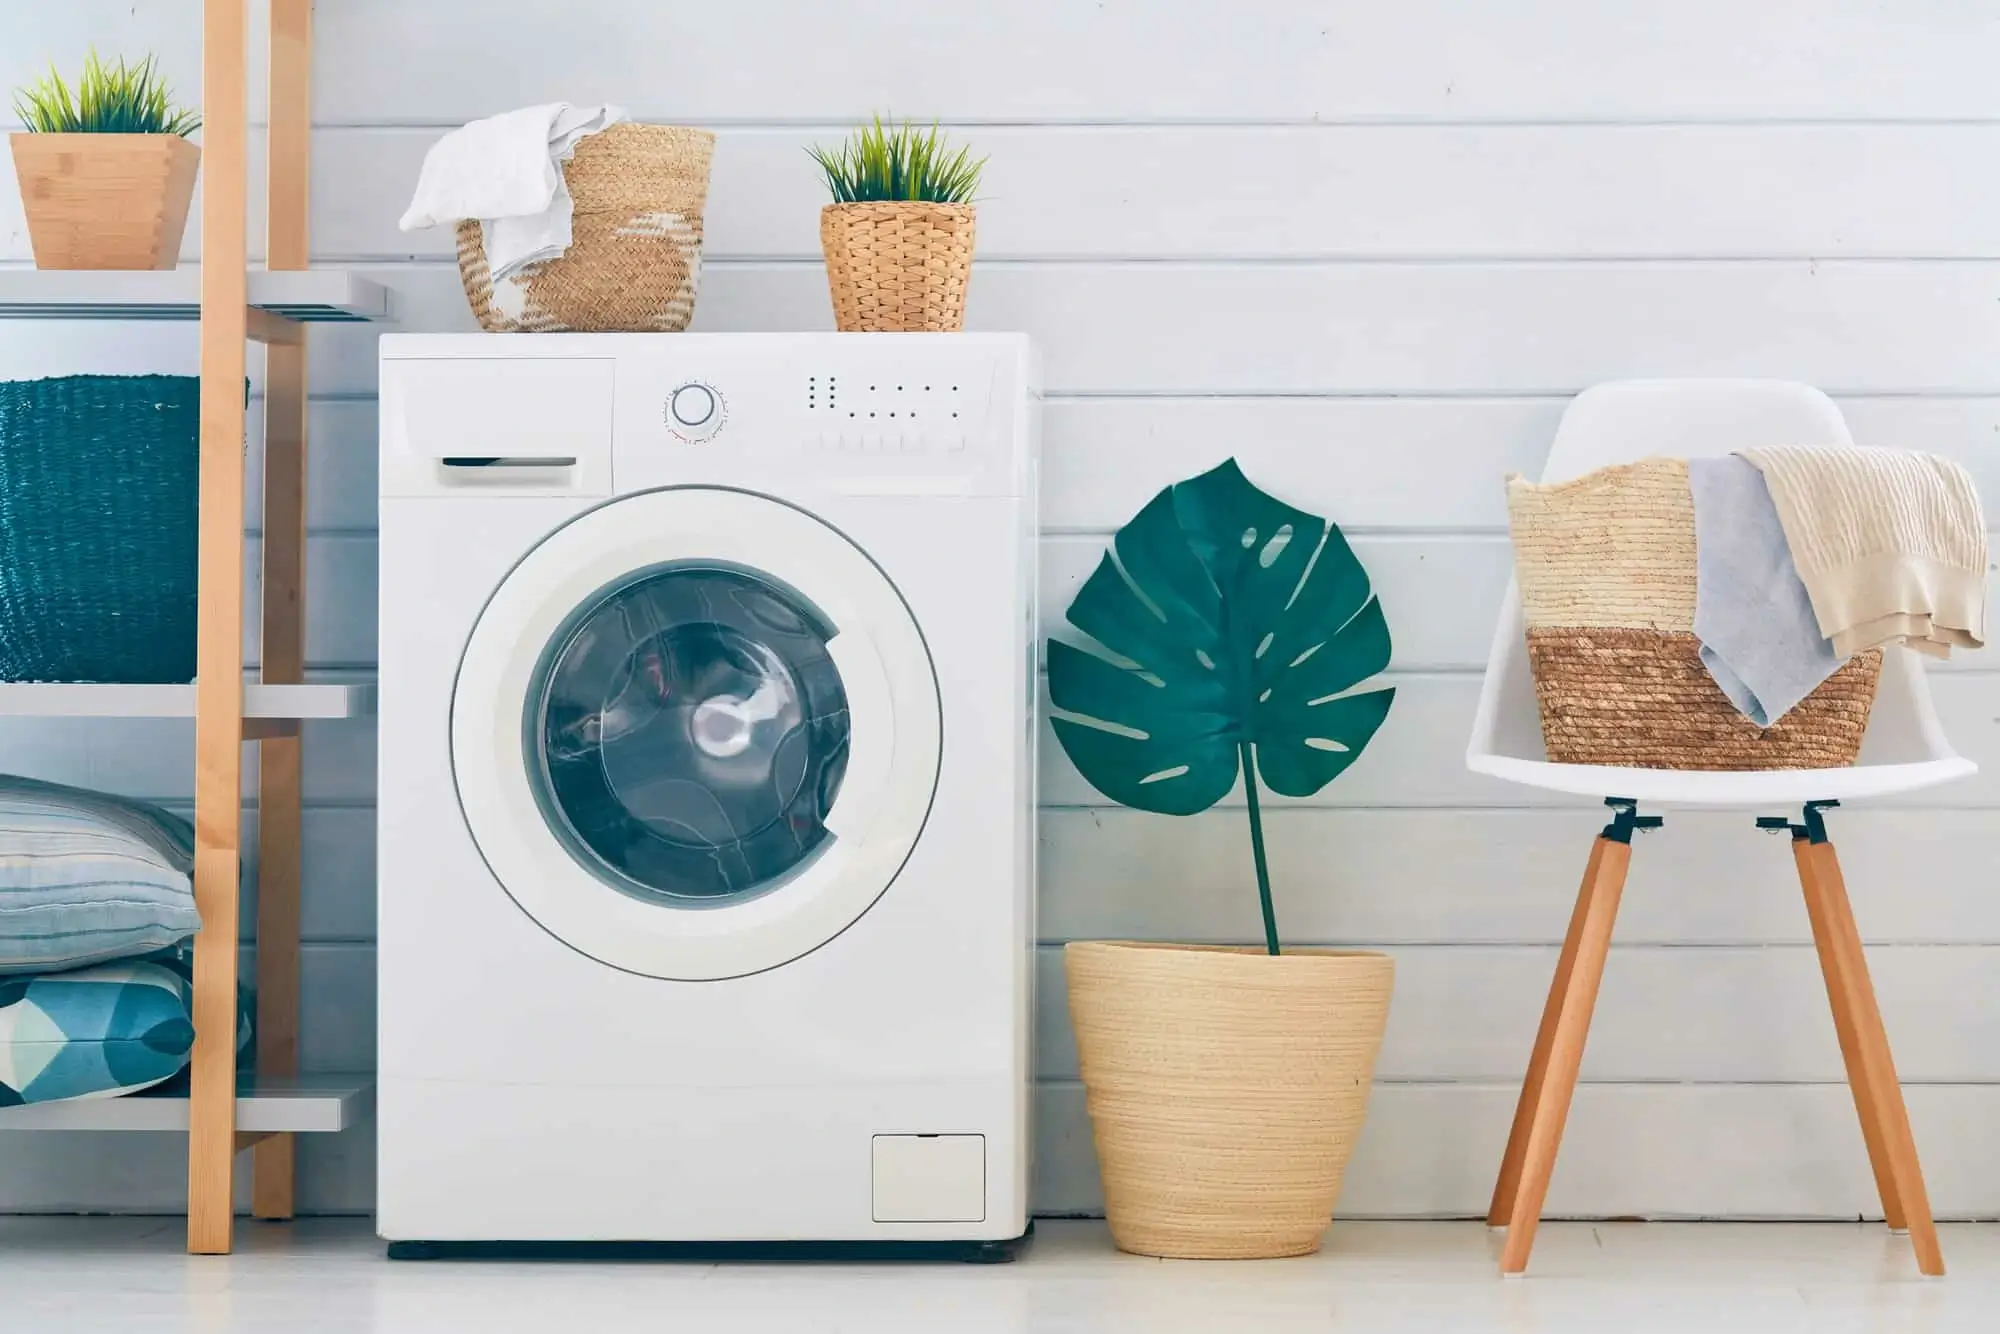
[1602,797,1664,844]
[1755,800,1839,844]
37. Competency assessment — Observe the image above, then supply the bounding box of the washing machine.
[374,333,1038,1252]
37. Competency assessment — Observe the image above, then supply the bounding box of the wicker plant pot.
[1065,941,1394,1259]
[9,133,199,270]
[455,123,714,332]
[820,201,975,332]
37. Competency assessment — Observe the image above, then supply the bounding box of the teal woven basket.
[0,375,201,683]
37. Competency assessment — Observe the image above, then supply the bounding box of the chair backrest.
[1542,379,1852,480]
[1469,379,1958,777]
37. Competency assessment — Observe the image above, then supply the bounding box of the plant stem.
[1240,741,1279,956]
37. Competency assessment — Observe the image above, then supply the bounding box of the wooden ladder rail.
[252,0,314,1228]
[186,0,315,1254]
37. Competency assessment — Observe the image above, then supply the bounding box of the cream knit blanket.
[1740,446,1986,659]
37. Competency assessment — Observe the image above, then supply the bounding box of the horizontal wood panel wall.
[3,0,1999,1218]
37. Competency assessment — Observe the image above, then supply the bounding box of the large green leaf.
[1048,459,1395,814]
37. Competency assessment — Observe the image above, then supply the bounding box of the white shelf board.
[0,681,374,720]
[0,269,391,323]
[0,1076,373,1134]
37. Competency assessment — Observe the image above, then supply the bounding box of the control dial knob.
[666,382,726,442]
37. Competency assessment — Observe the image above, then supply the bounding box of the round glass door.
[531,566,851,906]
[453,487,941,981]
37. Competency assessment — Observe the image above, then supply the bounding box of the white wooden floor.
[2,1217,1995,1332]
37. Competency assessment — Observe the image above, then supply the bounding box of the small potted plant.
[807,116,982,332]
[1049,459,1398,1260]
[10,52,201,270]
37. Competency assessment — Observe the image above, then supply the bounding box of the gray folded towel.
[1688,455,1843,726]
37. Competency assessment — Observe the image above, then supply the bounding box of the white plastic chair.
[1471,380,1970,1277]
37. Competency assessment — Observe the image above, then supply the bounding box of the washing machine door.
[451,487,940,980]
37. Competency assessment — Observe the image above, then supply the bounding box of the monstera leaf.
[1047,459,1394,951]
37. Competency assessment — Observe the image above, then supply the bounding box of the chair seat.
[1469,751,1976,808]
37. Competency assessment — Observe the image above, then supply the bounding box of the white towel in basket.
[399,103,628,282]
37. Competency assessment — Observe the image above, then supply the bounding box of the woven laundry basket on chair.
[1506,457,1881,769]
[456,123,714,332]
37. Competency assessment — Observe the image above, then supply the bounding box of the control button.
[665,382,726,442]
[671,384,715,426]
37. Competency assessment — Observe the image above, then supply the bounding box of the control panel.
[803,372,972,454]
[606,339,1025,495]
[380,333,1036,500]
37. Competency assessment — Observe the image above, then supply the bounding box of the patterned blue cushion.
[0,775,199,975]
[0,958,196,1105]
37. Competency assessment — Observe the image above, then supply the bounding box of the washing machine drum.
[452,488,940,980]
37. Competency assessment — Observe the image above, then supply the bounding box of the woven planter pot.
[1065,941,1394,1259]
[820,201,975,332]
[1508,458,1881,769]
[10,133,199,270]
[456,123,714,332]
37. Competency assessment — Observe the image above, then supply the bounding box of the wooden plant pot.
[1065,940,1394,1259]
[10,133,200,270]
[819,201,975,332]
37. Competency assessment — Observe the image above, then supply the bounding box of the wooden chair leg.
[1500,836,1632,1275]
[1807,838,1944,1277]
[1488,835,1606,1226]
[1791,834,1904,1232]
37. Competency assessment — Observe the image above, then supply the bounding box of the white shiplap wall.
[2,1,1999,1219]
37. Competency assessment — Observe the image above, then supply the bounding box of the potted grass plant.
[1049,459,1398,1260]
[808,116,983,331]
[10,52,201,270]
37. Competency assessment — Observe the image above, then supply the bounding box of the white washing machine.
[374,333,1037,1254]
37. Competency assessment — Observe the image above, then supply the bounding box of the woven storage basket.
[0,375,200,683]
[1507,457,1881,770]
[1065,941,1394,1259]
[819,201,975,332]
[455,123,714,332]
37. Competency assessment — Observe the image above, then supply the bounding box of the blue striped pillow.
[0,776,199,975]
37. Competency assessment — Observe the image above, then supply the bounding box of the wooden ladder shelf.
[0,0,385,1255]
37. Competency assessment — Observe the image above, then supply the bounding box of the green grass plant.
[808,116,982,204]
[12,51,201,136]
